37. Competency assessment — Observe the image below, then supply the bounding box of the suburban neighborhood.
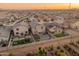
[0,9,79,55]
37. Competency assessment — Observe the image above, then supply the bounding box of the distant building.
[54,16,65,24]
[9,15,17,22]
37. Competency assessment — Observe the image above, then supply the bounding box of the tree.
[48,45,53,51]
[37,47,47,56]
[9,53,14,56]
[34,15,38,18]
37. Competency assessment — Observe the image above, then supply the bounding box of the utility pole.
[69,3,72,19]
[69,3,71,9]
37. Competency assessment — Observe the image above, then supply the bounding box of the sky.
[0,3,79,10]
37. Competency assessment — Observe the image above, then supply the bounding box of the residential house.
[13,19,29,38]
[71,21,79,29]
[47,23,63,35]
[30,17,46,34]
[54,16,65,24]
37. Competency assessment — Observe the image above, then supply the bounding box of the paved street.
[0,26,10,41]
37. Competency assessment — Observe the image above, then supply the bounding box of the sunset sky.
[0,3,79,10]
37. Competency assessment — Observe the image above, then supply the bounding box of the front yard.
[54,32,68,37]
[13,38,32,46]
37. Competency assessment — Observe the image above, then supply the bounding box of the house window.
[16,32,19,34]
[21,33,24,36]
[26,31,27,34]
[16,28,19,31]
[25,34,27,36]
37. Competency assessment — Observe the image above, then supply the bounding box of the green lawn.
[54,32,68,37]
[56,51,67,56]
[13,38,32,46]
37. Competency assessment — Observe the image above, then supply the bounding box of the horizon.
[0,3,79,10]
